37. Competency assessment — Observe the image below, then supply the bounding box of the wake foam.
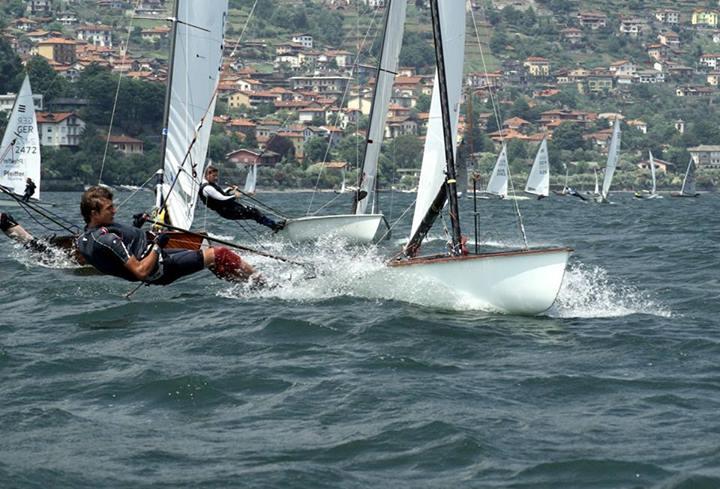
[548,262,671,318]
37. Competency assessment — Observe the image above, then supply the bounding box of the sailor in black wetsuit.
[198,165,284,231]
[22,178,36,202]
[75,186,258,285]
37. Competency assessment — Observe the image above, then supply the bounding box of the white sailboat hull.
[386,247,571,315]
[278,214,384,244]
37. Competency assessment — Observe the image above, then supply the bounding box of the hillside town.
[2,0,720,190]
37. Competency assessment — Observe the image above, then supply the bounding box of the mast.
[405,0,462,256]
[353,0,407,215]
[156,0,181,215]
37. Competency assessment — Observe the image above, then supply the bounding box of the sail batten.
[161,0,228,230]
[0,76,41,199]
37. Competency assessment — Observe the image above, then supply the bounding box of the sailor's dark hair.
[205,165,219,176]
[80,186,114,223]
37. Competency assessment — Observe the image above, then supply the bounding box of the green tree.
[24,56,68,102]
[0,37,21,94]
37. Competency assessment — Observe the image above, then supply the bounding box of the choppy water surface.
[1,190,718,488]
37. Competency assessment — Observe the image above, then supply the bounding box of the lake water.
[1,190,718,488]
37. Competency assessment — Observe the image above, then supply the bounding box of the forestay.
[486,144,509,198]
[525,138,549,197]
[161,0,228,229]
[409,0,466,239]
[356,0,407,215]
[0,75,41,199]
[601,118,621,200]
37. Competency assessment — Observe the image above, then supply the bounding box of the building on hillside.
[626,119,647,133]
[291,33,313,49]
[619,17,646,37]
[523,56,550,77]
[46,97,88,112]
[637,156,673,173]
[36,112,85,147]
[34,38,77,65]
[688,145,720,168]
[140,26,170,42]
[290,74,351,95]
[0,92,44,113]
[692,9,720,28]
[226,148,281,166]
[75,24,113,47]
[699,53,720,69]
[655,9,679,25]
[560,27,583,45]
[676,85,715,97]
[384,116,417,139]
[57,13,79,26]
[27,0,52,16]
[609,60,636,77]
[577,11,607,30]
[646,43,668,62]
[658,31,680,47]
[634,69,665,84]
[584,70,614,93]
[104,134,144,155]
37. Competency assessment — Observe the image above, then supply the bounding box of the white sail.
[593,168,599,195]
[649,150,656,195]
[161,0,228,230]
[601,118,621,200]
[486,144,509,198]
[243,164,257,194]
[409,1,466,239]
[356,0,407,215]
[0,75,41,199]
[525,138,549,196]
[680,157,697,195]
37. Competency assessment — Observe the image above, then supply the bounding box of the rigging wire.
[306,6,382,215]
[470,5,529,249]
[98,0,144,185]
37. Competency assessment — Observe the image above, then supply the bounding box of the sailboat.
[243,163,257,195]
[524,138,549,199]
[596,118,621,203]
[484,144,508,199]
[0,75,45,207]
[671,157,700,198]
[386,0,570,315]
[634,151,662,199]
[593,167,599,197]
[276,0,407,244]
[153,0,228,238]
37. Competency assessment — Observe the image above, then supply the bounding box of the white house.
[36,112,86,148]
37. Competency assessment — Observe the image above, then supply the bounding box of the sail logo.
[18,104,26,113]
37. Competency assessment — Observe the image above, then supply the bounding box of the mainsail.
[680,157,697,196]
[0,75,41,199]
[409,0,466,240]
[243,164,257,194]
[525,138,549,197]
[355,0,407,215]
[159,0,228,229]
[486,144,509,198]
[648,150,657,195]
[601,118,621,200]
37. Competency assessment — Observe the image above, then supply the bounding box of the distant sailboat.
[243,163,257,195]
[524,138,549,199]
[671,157,700,198]
[593,167,599,196]
[634,151,662,199]
[485,144,509,198]
[0,75,44,206]
[596,118,621,203]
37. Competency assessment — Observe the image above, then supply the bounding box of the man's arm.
[124,245,160,280]
[203,185,235,202]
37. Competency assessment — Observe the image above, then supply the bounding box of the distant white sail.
[525,138,549,197]
[356,0,407,215]
[409,0,466,239]
[0,75,41,199]
[593,168,599,195]
[161,0,228,230]
[243,163,257,194]
[486,144,509,198]
[648,150,656,195]
[601,118,621,200]
[680,157,697,196]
